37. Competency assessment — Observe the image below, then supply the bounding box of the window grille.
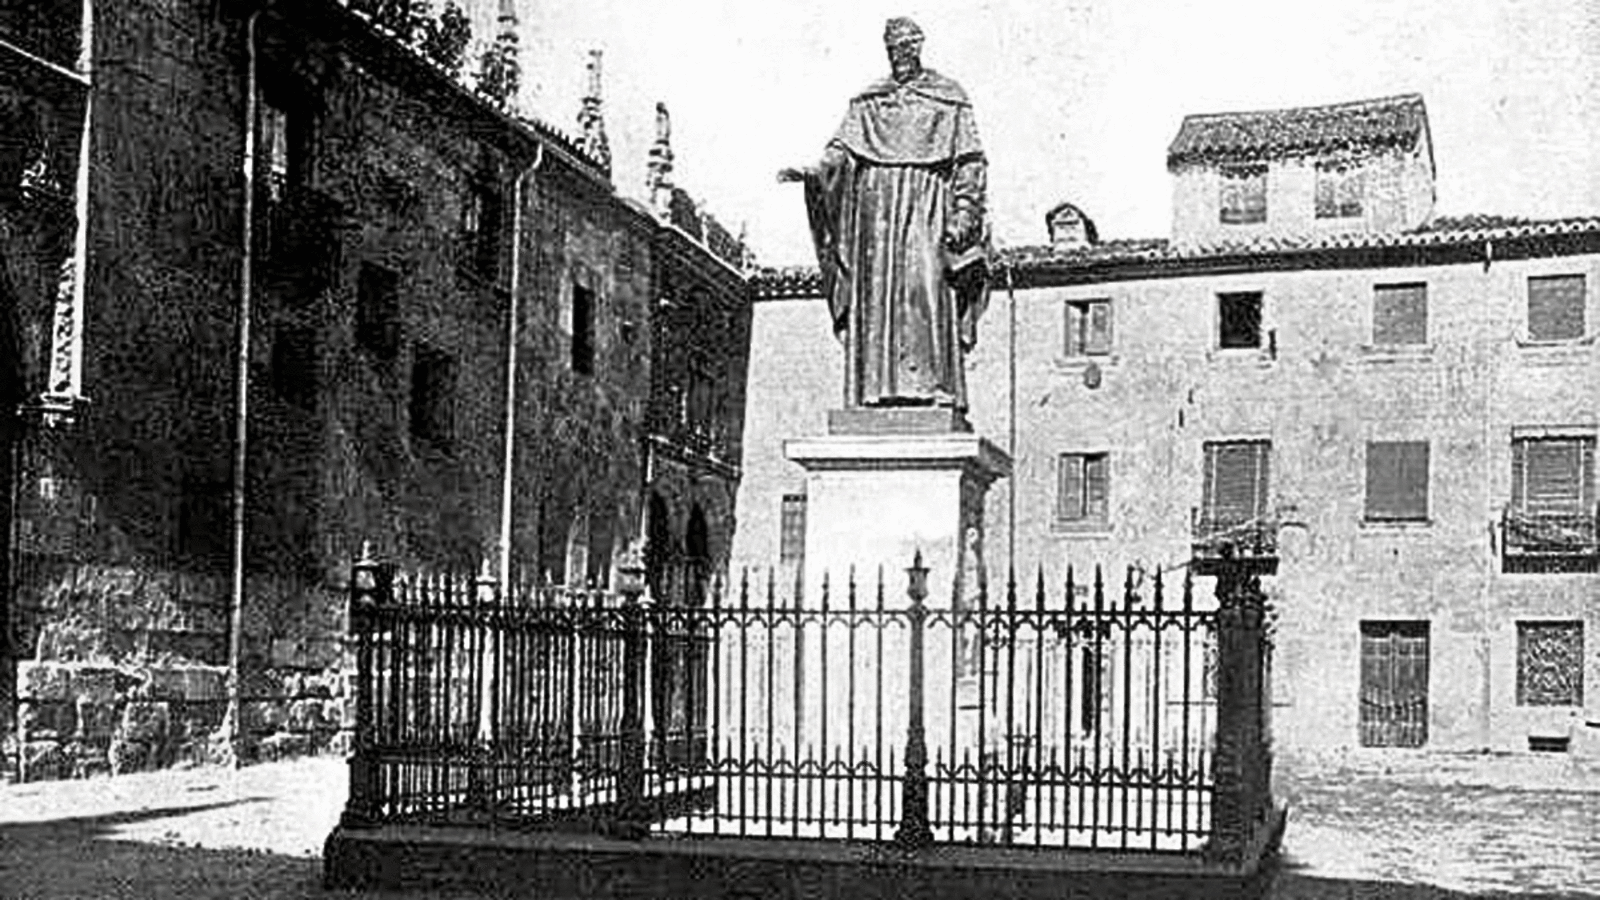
[1517,621,1584,706]
[779,494,807,564]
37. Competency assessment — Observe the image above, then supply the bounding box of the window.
[1528,274,1586,342]
[256,85,312,200]
[1511,436,1594,517]
[1200,441,1270,531]
[1064,299,1112,357]
[1057,453,1109,525]
[356,263,400,360]
[409,344,455,446]
[1315,161,1363,219]
[1372,283,1427,346]
[1218,292,1263,349]
[1219,164,1266,224]
[461,182,502,279]
[1365,441,1429,522]
[1517,621,1584,706]
[271,324,317,409]
[779,493,807,564]
[571,281,595,375]
[1359,621,1430,748]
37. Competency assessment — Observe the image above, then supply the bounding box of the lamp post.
[896,550,933,849]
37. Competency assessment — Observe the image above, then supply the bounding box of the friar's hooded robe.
[802,68,989,410]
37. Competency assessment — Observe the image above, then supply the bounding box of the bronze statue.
[780,17,989,411]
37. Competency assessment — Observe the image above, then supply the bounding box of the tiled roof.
[749,216,1600,297]
[1167,94,1429,169]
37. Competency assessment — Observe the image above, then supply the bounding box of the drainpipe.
[226,5,268,766]
[1005,260,1017,574]
[498,143,543,588]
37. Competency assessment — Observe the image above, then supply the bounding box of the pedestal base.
[784,426,1011,606]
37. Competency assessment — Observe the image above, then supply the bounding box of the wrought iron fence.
[340,549,1274,861]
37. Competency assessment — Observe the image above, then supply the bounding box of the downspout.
[498,143,544,587]
[226,6,267,765]
[1005,260,1017,574]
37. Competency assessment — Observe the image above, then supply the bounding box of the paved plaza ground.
[0,749,1596,899]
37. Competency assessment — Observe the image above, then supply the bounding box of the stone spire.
[576,49,611,171]
[475,0,521,112]
[646,101,675,219]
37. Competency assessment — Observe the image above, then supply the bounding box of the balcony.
[254,177,344,292]
[1190,510,1278,576]
[1501,505,1600,573]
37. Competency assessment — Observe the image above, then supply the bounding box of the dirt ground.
[1,750,1597,899]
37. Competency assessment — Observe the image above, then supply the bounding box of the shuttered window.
[1511,437,1595,516]
[1315,162,1362,218]
[1373,283,1427,345]
[1201,441,1270,527]
[1527,274,1585,342]
[1057,453,1109,524]
[1365,441,1429,521]
[1219,164,1267,224]
[1065,299,1112,356]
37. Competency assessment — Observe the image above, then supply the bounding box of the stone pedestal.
[785,416,1010,604]
[779,412,1010,773]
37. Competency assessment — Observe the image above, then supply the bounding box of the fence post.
[896,551,933,850]
[1204,548,1272,866]
[469,562,499,819]
[612,553,650,838]
[339,542,389,829]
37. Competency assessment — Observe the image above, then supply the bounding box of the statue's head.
[883,17,924,83]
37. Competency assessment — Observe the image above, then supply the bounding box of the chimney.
[1046,201,1098,250]
[646,101,675,219]
[576,49,611,171]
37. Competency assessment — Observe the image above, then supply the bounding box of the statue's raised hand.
[777,167,810,184]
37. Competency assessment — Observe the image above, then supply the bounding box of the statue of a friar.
[780,17,990,411]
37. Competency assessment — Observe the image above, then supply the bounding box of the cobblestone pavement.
[1,751,1596,898]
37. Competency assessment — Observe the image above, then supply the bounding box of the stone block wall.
[7,558,354,782]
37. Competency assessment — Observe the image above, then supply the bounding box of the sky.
[467,0,1600,267]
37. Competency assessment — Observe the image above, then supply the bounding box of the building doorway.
[1359,620,1429,747]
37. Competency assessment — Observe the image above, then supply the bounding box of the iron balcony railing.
[1190,510,1278,575]
[1501,505,1600,555]
[339,550,1278,863]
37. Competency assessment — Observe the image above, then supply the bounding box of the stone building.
[738,94,1600,757]
[1,0,752,779]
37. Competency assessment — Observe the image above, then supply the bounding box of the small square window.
[1516,621,1583,706]
[1064,299,1112,357]
[1528,274,1585,342]
[1315,161,1363,219]
[1057,453,1109,524]
[1219,164,1266,224]
[1373,283,1427,345]
[1365,441,1429,522]
[1218,292,1262,349]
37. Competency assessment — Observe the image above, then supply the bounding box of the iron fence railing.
[340,549,1275,862]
